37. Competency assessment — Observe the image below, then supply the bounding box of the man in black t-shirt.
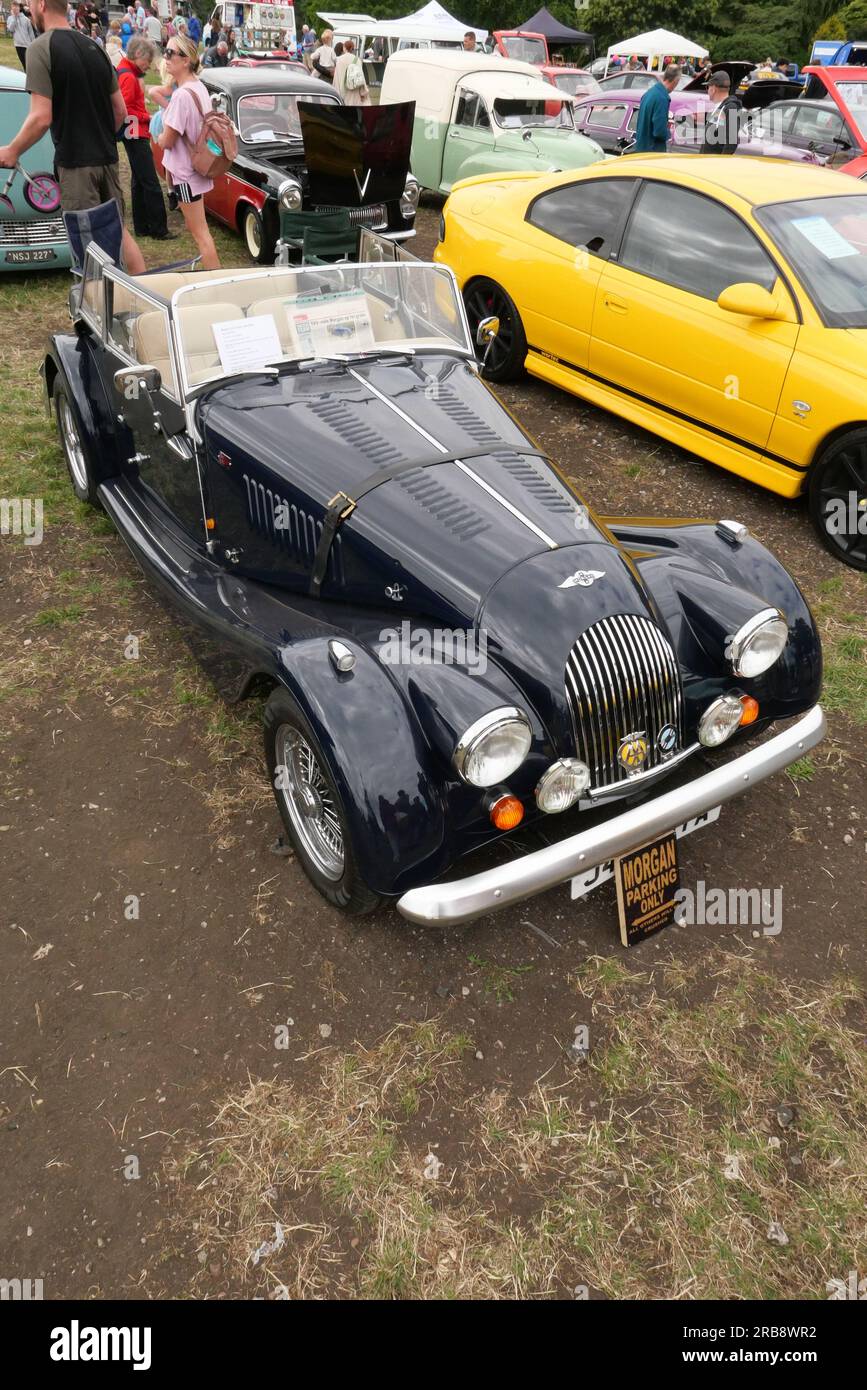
[0,0,144,271]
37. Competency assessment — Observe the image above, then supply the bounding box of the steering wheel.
[244,120,288,139]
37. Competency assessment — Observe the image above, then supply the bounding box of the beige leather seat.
[132,310,176,394]
[175,301,244,386]
[246,296,298,354]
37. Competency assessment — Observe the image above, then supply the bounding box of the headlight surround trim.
[453,706,532,788]
[400,178,420,218]
[698,694,745,748]
[278,178,303,212]
[727,607,788,678]
[535,758,590,813]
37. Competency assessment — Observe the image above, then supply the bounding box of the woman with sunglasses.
[156,33,220,269]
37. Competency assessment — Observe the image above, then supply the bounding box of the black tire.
[241,205,273,264]
[264,687,382,914]
[809,429,867,571]
[463,277,527,383]
[54,378,100,506]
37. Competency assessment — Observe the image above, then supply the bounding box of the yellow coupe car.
[434,155,867,568]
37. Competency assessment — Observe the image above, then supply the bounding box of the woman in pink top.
[156,33,220,269]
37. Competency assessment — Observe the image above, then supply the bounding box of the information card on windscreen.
[285,291,376,357]
[212,315,284,373]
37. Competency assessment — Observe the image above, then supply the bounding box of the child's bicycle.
[0,162,62,215]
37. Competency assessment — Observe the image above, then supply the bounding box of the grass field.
[1,31,866,1299]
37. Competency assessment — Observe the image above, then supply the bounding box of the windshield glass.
[501,36,546,64]
[493,97,574,129]
[553,72,601,97]
[756,194,867,327]
[832,81,867,140]
[171,263,472,391]
[237,91,337,142]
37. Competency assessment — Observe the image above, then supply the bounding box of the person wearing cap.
[701,70,743,154]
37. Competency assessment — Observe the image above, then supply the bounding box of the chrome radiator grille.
[565,613,684,789]
[0,217,66,246]
[316,203,388,229]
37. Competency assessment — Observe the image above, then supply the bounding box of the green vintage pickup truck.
[381,49,605,193]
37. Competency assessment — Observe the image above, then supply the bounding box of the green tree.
[840,0,867,37]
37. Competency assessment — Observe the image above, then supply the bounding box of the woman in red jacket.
[117,36,172,240]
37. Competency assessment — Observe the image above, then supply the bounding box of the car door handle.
[603,294,628,314]
[448,130,462,139]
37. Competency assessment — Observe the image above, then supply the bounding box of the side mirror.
[114,364,162,397]
[114,364,163,436]
[476,315,500,347]
[717,282,787,320]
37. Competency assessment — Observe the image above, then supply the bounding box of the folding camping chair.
[63,199,202,312]
[279,208,359,265]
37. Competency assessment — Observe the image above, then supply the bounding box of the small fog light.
[535,758,590,813]
[699,694,744,748]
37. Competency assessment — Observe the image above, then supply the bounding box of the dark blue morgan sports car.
[43,247,826,925]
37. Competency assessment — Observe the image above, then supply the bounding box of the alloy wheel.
[815,442,867,568]
[464,282,515,377]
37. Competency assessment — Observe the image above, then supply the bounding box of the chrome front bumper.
[397,706,825,926]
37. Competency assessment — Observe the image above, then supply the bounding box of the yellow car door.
[515,176,639,371]
[589,181,799,456]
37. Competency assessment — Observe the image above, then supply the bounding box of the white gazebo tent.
[317,4,487,46]
[604,28,708,76]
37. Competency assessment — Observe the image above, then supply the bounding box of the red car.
[493,30,600,100]
[801,64,867,177]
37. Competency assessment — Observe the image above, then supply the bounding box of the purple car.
[573,73,825,163]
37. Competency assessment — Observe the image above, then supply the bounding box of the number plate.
[5,248,57,264]
[570,806,721,900]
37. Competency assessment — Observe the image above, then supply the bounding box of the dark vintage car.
[43,247,825,925]
[151,67,420,264]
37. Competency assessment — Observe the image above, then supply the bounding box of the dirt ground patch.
[0,194,865,1299]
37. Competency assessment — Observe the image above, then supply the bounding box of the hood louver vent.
[397,468,490,542]
[243,475,345,584]
[313,396,404,468]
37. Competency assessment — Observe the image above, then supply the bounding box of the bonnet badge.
[559,569,605,589]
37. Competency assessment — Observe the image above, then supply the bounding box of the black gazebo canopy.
[519,7,594,51]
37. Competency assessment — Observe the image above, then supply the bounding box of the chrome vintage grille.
[316,203,388,229]
[565,613,684,790]
[0,217,67,247]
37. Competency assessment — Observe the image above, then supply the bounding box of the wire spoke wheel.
[276,725,345,881]
[56,389,88,494]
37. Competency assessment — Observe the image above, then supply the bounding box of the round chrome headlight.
[400,179,420,218]
[699,694,744,748]
[278,179,303,212]
[453,707,532,788]
[535,759,590,814]
[728,608,788,678]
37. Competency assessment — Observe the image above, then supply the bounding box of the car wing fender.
[275,637,452,896]
[604,519,822,710]
[44,334,124,485]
